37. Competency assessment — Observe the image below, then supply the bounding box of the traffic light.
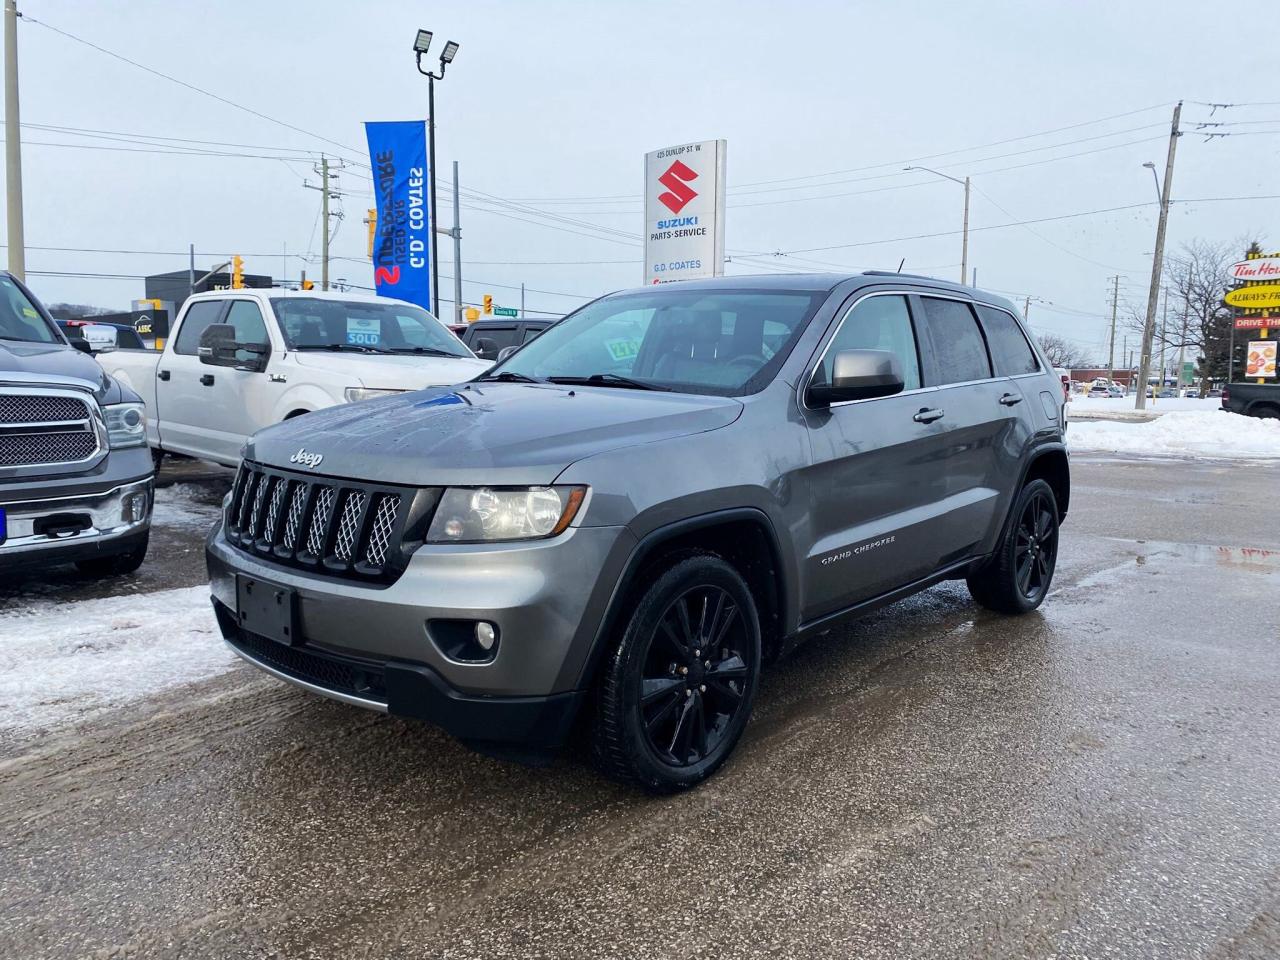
[483,294,493,315]
[231,255,245,289]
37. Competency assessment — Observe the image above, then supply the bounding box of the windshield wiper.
[292,342,392,354]
[388,346,465,358]
[475,370,546,384]
[546,373,670,391]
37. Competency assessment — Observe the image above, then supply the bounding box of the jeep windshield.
[480,288,823,396]
[271,297,474,358]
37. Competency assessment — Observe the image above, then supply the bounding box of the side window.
[975,304,1039,376]
[814,295,922,392]
[225,301,270,363]
[920,297,992,384]
[520,325,545,344]
[173,301,226,355]
[469,326,518,360]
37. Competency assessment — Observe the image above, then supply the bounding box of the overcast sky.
[5,0,1276,359]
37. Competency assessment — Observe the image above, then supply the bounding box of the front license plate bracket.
[236,575,298,646]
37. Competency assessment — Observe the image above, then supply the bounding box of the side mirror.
[81,323,118,353]
[496,344,520,362]
[198,324,269,372]
[808,349,905,407]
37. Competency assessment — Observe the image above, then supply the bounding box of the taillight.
[1221,387,1229,407]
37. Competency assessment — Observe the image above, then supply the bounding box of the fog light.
[123,493,148,523]
[475,621,497,651]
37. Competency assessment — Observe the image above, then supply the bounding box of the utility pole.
[1157,287,1169,401]
[521,283,526,319]
[1023,296,1031,320]
[1135,101,1182,411]
[188,243,195,296]
[1107,275,1120,383]
[4,0,25,280]
[961,176,970,286]
[304,155,342,291]
[452,160,462,323]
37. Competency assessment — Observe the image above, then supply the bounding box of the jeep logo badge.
[289,448,324,469]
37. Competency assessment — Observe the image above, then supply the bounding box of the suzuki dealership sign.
[644,139,726,284]
[364,121,431,309]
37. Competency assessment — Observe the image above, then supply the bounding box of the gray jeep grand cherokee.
[207,273,1069,791]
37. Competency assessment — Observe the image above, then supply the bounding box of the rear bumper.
[0,475,152,569]
[213,599,585,756]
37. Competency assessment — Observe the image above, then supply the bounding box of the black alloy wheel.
[638,584,753,767]
[1014,489,1058,604]
[592,554,761,792]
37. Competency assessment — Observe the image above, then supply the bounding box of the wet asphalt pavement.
[2,456,1278,959]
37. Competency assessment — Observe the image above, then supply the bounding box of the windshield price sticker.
[605,338,641,362]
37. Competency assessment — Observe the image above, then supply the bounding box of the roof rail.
[861,270,955,282]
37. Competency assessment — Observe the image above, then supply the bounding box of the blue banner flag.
[364,120,431,310]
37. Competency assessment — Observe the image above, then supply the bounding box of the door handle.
[913,407,945,424]
[999,392,1023,406]
[200,374,215,387]
[158,370,170,381]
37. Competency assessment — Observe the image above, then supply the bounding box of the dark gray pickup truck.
[1221,382,1280,419]
[0,271,154,577]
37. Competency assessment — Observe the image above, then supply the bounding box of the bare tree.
[45,302,116,321]
[1033,332,1094,369]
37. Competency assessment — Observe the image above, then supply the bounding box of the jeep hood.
[245,382,743,486]
[288,350,490,389]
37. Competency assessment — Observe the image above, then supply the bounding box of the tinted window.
[492,290,822,396]
[976,304,1039,376]
[226,300,269,363]
[520,324,546,344]
[813,295,921,391]
[921,297,991,384]
[173,300,226,355]
[469,326,518,360]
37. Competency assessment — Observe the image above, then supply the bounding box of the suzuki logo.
[289,448,324,469]
[657,160,698,214]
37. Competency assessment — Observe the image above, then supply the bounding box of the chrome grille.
[281,484,308,550]
[306,486,336,557]
[0,389,99,469]
[365,495,400,567]
[333,491,367,562]
[224,462,419,583]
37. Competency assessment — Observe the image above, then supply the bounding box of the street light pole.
[414,32,459,319]
[4,0,25,281]
[1134,102,1182,411]
[905,166,969,284]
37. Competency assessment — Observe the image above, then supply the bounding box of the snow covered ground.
[1067,396,1221,417]
[0,584,235,735]
[1068,410,1280,460]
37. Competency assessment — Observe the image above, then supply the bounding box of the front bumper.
[206,518,637,747]
[0,475,153,569]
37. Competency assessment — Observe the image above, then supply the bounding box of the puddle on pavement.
[1101,537,1280,571]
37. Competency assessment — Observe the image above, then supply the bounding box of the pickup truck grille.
[0,390,100,468]
[224,460,438,584]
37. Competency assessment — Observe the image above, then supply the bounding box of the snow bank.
[1068,410,1280,460]
[0,585,236,735]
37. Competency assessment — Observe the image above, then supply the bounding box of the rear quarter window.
[975,304,1040,376]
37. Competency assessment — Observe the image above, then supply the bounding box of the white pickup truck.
[105,288,489,467]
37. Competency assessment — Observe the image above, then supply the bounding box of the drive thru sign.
[644,140,727,285]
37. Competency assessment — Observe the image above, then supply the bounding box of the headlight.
[103,402,146,449]
[344,387,406,404]
[426,486,587,543]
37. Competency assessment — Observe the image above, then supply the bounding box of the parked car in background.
[1088,383,1110,397]
[57,319,147,353]
[1107,385,1125,398]
[207,271,1069,792]
[1184,388,1200,399]
[1,271,154,577]
[1221,383,1280,418]
[459,317,556,361]
[102,289,490,468]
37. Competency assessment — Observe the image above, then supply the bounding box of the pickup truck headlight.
[426,486,586,543]
[344,387,406,404]
[103,402,147,449]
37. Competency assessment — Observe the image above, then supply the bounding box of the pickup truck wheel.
[592,554,760,793]
[1252,404,1280,419]
[74,533,149,578]
[967,479,1059,615]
